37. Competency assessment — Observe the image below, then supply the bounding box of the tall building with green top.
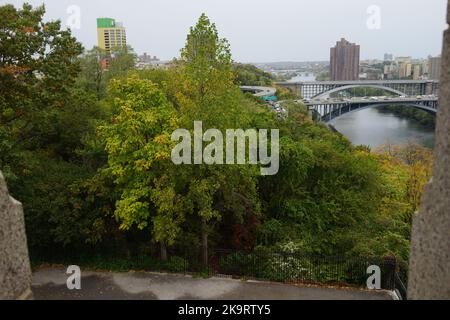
[97,18,127,52]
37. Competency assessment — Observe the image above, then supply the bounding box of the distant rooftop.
[97,18,116,28]
[335,38,358,46]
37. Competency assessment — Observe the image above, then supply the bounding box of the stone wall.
[0,171,32,300]
[408,1,450,300]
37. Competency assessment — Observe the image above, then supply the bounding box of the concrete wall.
[0,171,33,300]
[408,1,450,300]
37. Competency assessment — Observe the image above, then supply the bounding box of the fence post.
[382,257,397,290]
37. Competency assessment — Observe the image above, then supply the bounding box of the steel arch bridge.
[305,98,438,122]
[312,85,406,99]
[276,80,439,99]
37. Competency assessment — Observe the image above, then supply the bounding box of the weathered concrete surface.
[0,171,33,300]
[32,268,393,300]
[408,2,450,300]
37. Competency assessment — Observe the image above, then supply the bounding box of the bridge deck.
[276,80,439,85]
[303,96,438,122]
[305,97,438,106]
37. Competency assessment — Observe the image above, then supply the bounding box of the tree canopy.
[0,5,432,270]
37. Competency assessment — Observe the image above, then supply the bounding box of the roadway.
[240,86,277,97]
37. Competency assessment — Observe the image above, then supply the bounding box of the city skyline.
[4,0,448,62]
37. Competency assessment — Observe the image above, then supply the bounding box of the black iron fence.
[152,248,408,299]
[184,250,400,290]
[32,246,408,299]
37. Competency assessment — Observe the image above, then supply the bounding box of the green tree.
[77,47,108,100]
[0,3,83,179]
[257,102,392,255]
[99,76,182,261]
[173,14,261,264]
[107,46,137,81]
[0,4,116,253]
[77,46,136,100]
[233,63,274,86]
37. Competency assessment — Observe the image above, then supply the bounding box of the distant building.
[421,61,429,76]
[396,58,413,79]
[395,56,412,64]
[359,60,383,80]
[428,56,441,80]
[383,65,391,78]
[135,53,173,69]
[138,53,159,63]
[381,57,428,80]
[399,62,412,78]
[413,64,422,80]
[97,18,127,53]
[330,38,360,81]
[384,53,393,61]
[136,52,159,68]
[383,63,396,79]
[367,69,383,80]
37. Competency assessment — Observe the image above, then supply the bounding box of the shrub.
[164,256,188,273]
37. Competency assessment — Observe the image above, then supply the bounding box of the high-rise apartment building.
[330,38,360,81]
[399,62,412,78]
[428,56,441,80]
[97,18,127,53]
[413,64,422,80]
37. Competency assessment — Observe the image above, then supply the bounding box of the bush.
[164,256,188,273]
[262,253,313,282]
[218,252,268,279]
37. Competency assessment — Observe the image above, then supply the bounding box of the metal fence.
[159,248,408,299]
[394,272,408,299]
[33,246,408,299]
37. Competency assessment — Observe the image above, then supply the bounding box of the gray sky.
[3,0,448,62]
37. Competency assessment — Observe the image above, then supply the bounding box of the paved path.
[32,268,394,300]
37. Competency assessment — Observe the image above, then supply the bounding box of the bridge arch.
[320,102,437,122]
[313,85,407,99]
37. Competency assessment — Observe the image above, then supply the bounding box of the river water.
[287,73,317,82]
[283,73,435,149]
[329,106,436,149]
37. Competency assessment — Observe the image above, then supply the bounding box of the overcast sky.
[3,0,448,62]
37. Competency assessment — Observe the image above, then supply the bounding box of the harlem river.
[329,107,436,149]
[286,73,436,149]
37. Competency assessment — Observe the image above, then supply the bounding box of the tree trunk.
[160,240,168,262]
[201,219,208,266]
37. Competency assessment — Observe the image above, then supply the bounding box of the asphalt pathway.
[32,267,394,300]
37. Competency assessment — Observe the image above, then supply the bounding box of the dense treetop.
[0,4,433,268]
